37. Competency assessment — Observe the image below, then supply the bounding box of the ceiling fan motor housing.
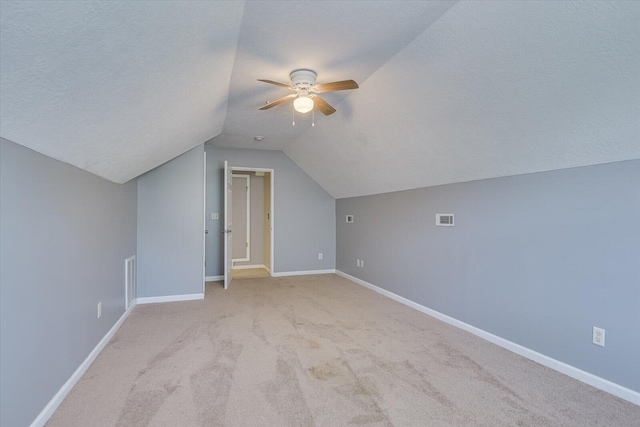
[290,69,317,90]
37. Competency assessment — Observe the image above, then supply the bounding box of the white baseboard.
[272,269,336,277]
[205,275,223,282]
[233,264,268,270]
[335,270,640,406]
[136,293,204,304]
[30,301,138,427]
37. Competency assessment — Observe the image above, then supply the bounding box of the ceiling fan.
[258,69,358,116]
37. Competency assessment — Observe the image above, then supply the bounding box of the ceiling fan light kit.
[293,90,314,114]
[258,68,358,118]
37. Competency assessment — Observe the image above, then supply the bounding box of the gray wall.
[336,160,640,392]
[137,145,205,297]
[205,147,335,275]
[0,138,137,427]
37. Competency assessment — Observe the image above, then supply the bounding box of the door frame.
[231,174,251,262]
[230,166,274,275]
[203,151,207,293]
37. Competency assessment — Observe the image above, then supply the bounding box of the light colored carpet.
[48,275,639,426]
[232,268,270,279]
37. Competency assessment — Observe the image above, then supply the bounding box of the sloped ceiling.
[285,0,640,198]
[213,1,455,150]
[1,1,638,195]
[0,1,244,183]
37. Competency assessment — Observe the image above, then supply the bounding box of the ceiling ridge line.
[281,0,459,153]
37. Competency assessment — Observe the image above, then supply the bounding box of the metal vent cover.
[436,214,454,226]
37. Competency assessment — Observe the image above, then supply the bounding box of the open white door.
[223,161,233,290]
[203,151,207,293]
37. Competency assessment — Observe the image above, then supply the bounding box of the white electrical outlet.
[592,327,605,347]
[318,252,323,260]
[97,302,102,319]
[361,259,364,268]
[212,212,219,220]
[357,259,360,267]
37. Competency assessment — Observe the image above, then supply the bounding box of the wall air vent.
[436,214,454,226]
[125,255,137,309]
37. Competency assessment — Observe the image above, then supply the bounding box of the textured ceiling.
[213,1,455,150]
[286,0,640,198]
[0,1,244,183]
[1,1,638,194]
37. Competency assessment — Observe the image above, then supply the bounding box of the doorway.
[231,174,251,262]
[229,167,273,280]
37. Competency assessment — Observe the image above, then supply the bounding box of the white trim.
[272,269,336,277]
[233,264,268,270]
[335,270,640,406]
[231,166,272,173]
[231,173,251,262]
[136,293,204,304]
[203,151,207,294]
[29,301,137,427]
[206,275,224,281]
[270,171,274,279]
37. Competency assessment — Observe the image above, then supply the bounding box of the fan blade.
[259,94,297,110]
[257,79,294,90]
[313,96,336,116]
[314,80,359,93]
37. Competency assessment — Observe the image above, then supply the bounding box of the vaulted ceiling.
[1,1,638,198]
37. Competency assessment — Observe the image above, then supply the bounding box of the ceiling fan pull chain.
[292,104,295,126]
[312,108,315,127]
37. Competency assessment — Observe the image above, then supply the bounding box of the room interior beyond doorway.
[230,167,273,278]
